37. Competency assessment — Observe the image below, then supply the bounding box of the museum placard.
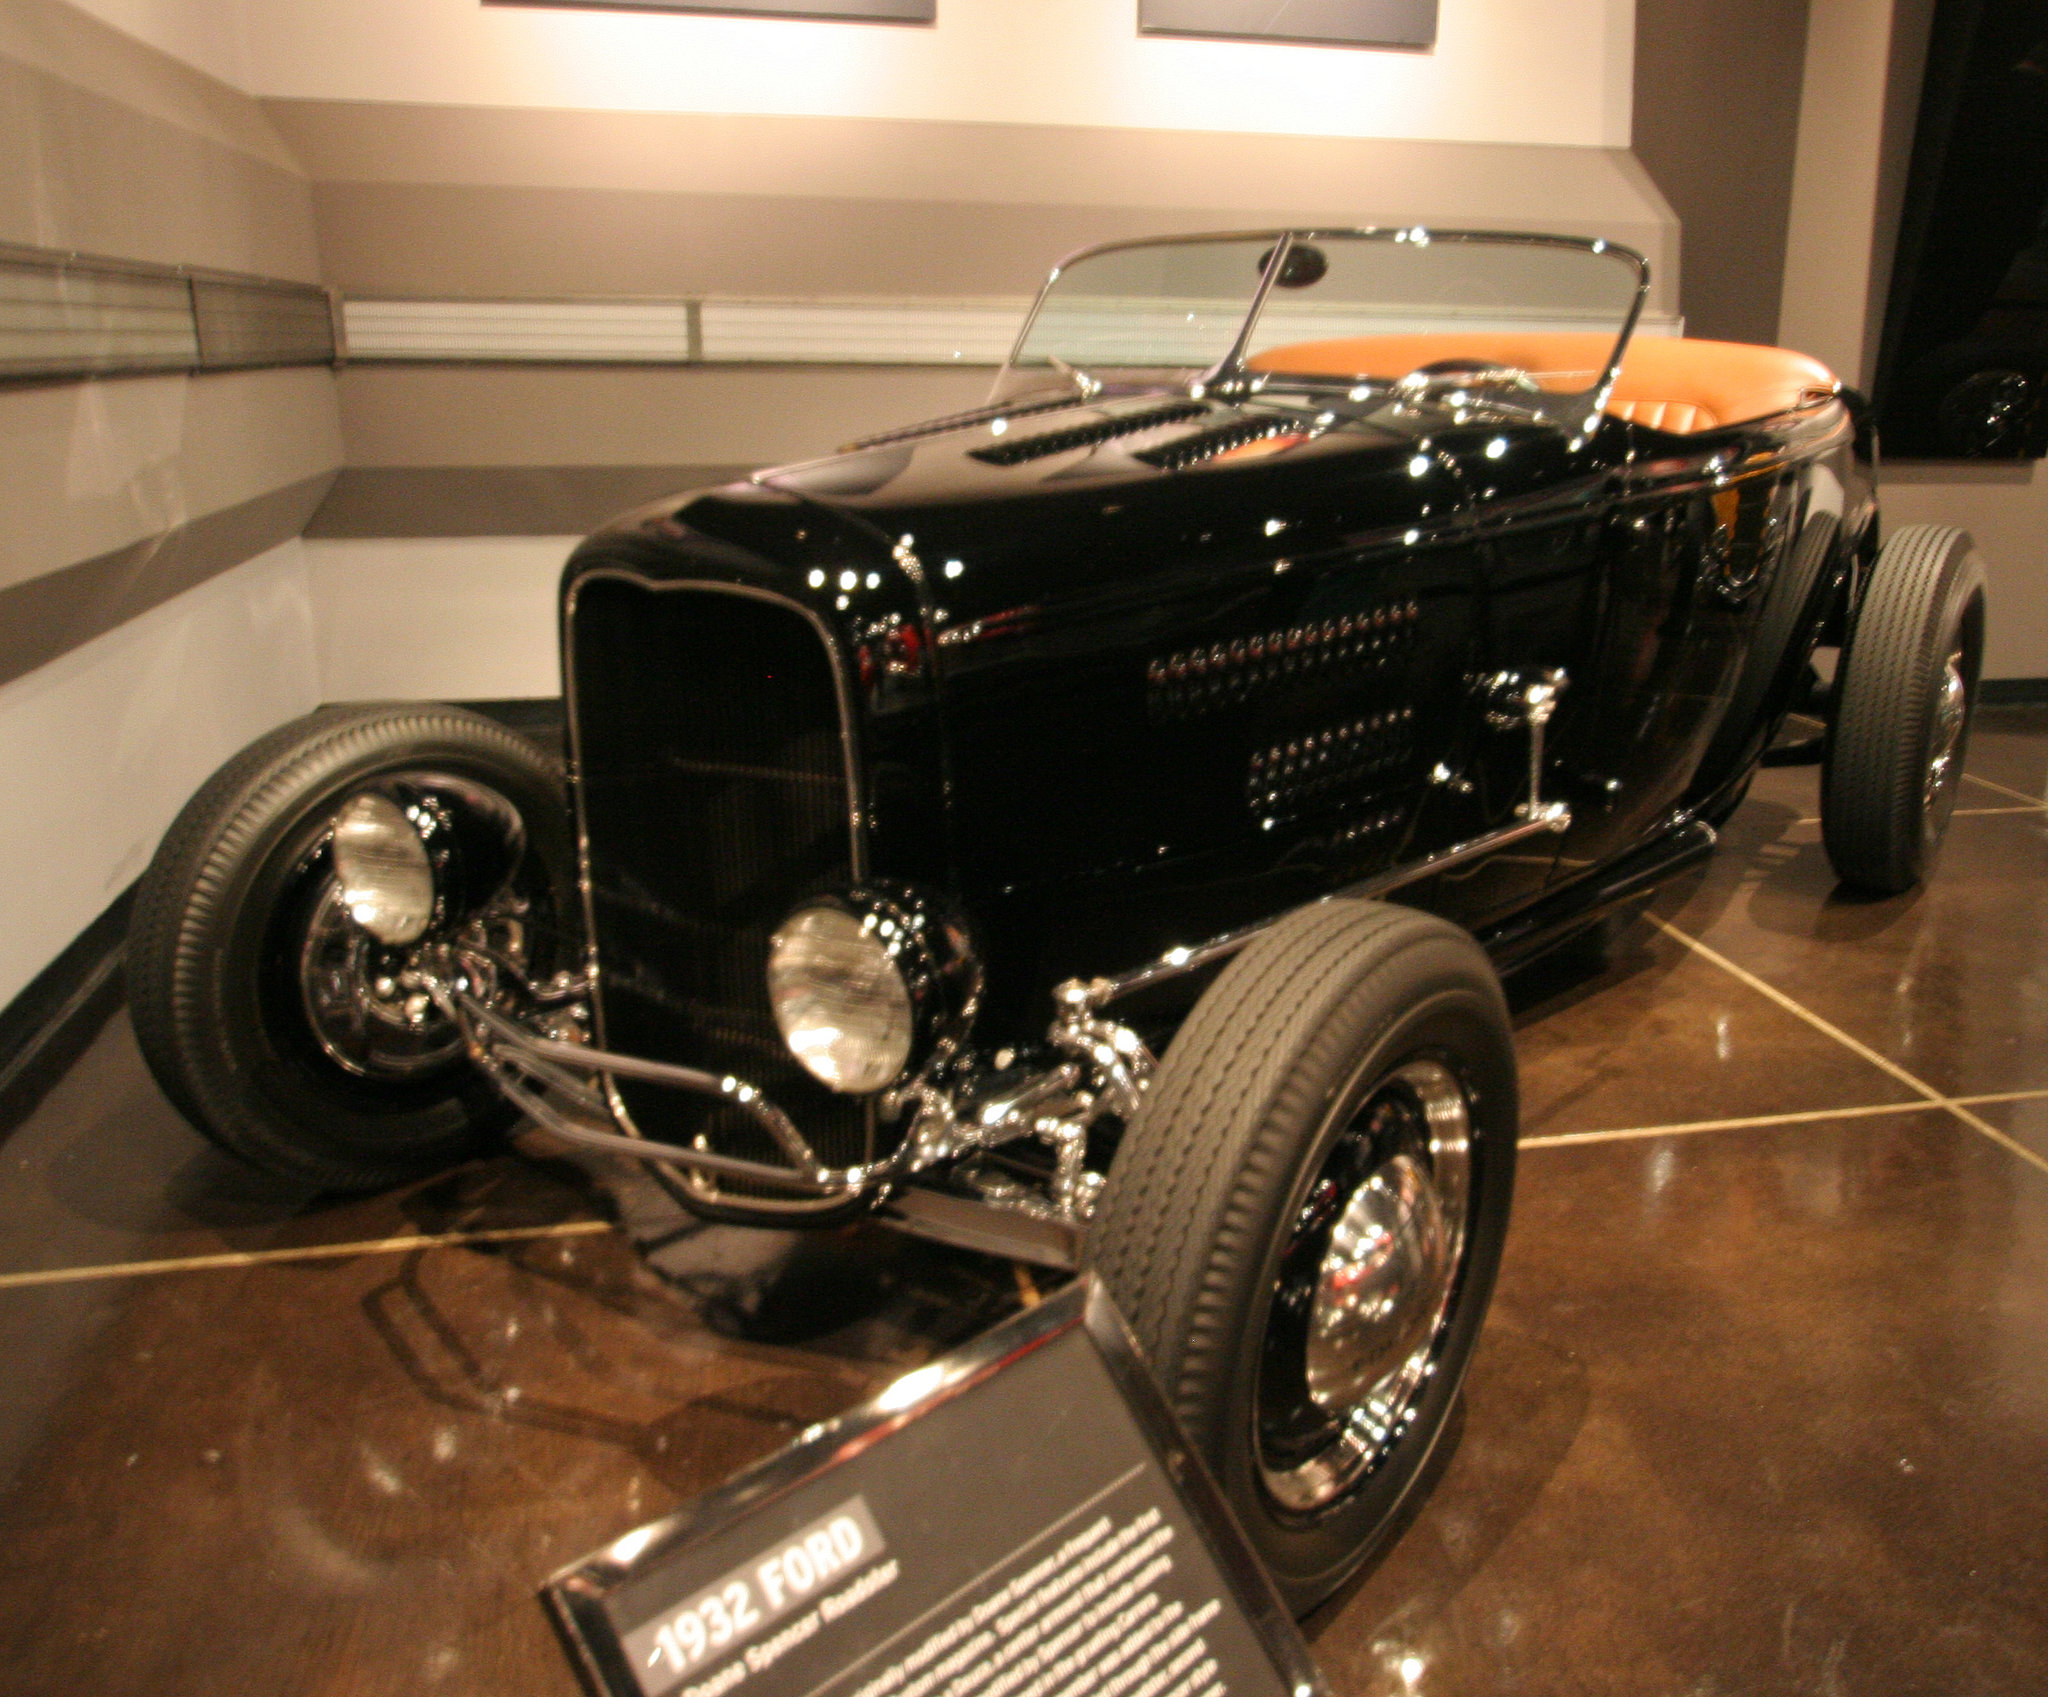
[544,1279,1325,1697]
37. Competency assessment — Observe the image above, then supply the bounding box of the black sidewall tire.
[1822,525,1987,893]
[129,706,576,1190]
[1088,901,1516,1613]
[1220,991,1514,1603]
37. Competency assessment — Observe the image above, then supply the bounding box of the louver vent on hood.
[842,393,1087,452]
[968,400,1211,465]
[1135,414,1311,471]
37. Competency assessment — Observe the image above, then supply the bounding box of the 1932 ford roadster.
[129,230,1987,1609]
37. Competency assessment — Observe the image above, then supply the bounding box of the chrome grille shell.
[562,568,880,1198]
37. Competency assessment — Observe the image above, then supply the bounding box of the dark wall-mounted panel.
[191,278,337,371]
[483,0,935,20]
[1138,0,1437,50]
[0,244,334,384]
[1875,0,2048,458]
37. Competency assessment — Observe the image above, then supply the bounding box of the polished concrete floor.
[2,712,2045,1695]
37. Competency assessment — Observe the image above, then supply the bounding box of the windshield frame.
[994,226,1652,417]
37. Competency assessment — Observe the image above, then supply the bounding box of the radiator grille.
[567,576,874,1182]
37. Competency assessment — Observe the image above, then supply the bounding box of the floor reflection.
[0,713,2044,1693]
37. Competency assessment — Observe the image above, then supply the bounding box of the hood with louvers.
[967,399,1213,466]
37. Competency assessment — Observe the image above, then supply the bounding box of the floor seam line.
[1961,770,2047,805]
[1520,1087,2048,1149]
[1523,1100,1932,1147]
[1647,916,2048,1178]
[0,1219,615,1292]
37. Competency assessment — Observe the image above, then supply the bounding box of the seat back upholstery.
[1245,332,1839,434]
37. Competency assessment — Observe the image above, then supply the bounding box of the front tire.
[129,704,576,1191]
[1822,524,1987,893]
[1088,899,1516,1614]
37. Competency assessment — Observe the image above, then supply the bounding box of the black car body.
[555,229,1865,1227]
[132,228,1986,1609]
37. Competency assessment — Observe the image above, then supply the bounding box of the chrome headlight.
[767,886,981,1095]
[330,777,527,948]
[332,793,435,945]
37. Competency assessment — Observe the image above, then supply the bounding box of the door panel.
[1545,455,1800,881]
[1403,423,1613,927]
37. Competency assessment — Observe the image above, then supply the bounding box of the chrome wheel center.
[1923,645,1969,838]
[300,882,467,1079]
[1304,1152,1452,1414]
[1258,1058,1472,1515]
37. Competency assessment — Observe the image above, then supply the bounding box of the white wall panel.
[0,538,319,1007]
[305,537,572,703]
[342,296,1028,366]
[700,299,1022,366]
[0,366,343,597]
[344,298,698,363]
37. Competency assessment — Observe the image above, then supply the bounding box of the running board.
[1481,817,1718,969]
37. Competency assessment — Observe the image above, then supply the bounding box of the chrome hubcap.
[300,881,468,1079]
[1923,645,1970,844]
[1258,1058,1472,1514]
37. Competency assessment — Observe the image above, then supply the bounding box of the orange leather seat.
[1246,332,1839,434]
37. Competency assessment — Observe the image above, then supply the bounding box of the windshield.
[998,229,1648,407]
[1011,237,1274,372]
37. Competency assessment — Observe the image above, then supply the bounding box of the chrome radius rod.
[432,973,907,1196]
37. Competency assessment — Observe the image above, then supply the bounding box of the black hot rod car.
[130,230,1987,1609]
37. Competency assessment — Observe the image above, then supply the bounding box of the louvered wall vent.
[0,244,332,382]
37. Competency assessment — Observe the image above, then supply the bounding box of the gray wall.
[1631,0,1813,346]
[268,102,1677,529]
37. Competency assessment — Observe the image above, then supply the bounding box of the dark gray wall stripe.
[0,51,321,285]
[0,470,335,690]
[304,464,752,538]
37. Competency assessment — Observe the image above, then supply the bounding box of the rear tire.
[129,705,575,1191]
[1822,525,1987,893]
[1087,899,1516,1614]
